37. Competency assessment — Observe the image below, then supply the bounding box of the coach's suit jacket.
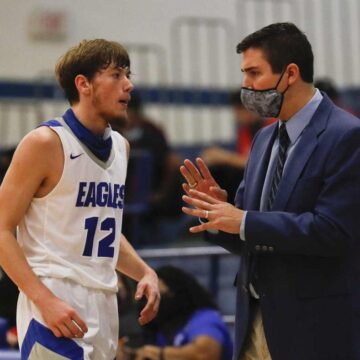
[208,94,360,360]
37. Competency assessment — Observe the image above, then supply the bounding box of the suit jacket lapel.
[245,124,278,210]
[271,94,333,211]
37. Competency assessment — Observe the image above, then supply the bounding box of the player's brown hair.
[55,39,130,104]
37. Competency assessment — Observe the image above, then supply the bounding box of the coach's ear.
[286,63,300,85]
[74,74,91,98]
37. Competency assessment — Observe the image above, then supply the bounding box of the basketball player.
[0,39,160,359]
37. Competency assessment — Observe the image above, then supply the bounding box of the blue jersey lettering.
[76,182,125,209]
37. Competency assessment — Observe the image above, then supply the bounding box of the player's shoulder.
[17,126,62,157]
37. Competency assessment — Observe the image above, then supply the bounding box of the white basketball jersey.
[17,119,127,292]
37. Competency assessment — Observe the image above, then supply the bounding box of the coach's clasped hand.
[180,158,243,234]
[180,158,228,202]
[182,189,243,234]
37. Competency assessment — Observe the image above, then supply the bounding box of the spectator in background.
[0,148,18,348]
[114,94,183,245]
[201,90,274,200]
[0,268,19,348]
[0,148,15,183]
[134,266,233,360]
[315,77,358,116]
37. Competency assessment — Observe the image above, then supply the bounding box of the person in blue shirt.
[134,266,233,360]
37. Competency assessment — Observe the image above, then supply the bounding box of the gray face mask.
[240,70,289,118]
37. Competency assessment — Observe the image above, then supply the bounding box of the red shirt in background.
[237,118,276,157]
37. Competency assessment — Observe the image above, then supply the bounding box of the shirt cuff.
[240,211,247,241]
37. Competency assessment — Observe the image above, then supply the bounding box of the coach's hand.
[180,158,228,202]
[182,189,244,234]
[36,294,88,338]
[135,269,160,325]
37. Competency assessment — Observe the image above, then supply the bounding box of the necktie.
[266,122,290,210]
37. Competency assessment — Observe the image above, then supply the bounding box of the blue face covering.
[63,108,113,162]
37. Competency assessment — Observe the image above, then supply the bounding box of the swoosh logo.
[70,153,84,159]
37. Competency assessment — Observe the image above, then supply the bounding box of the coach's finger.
[182,195,213,210]
[182,206,211,219]
[189,189,222,204]
[184,159,203,182]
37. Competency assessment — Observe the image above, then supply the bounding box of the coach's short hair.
[237,22,314,83]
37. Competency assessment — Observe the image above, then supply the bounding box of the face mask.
[240,70,289,118]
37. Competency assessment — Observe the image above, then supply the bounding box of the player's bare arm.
[119,137,160,324]
[0,126,88,338]
[116,234,160,325]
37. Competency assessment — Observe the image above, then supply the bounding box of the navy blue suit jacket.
[208,95,360,360]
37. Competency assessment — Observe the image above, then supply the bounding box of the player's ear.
[74,75,91,98]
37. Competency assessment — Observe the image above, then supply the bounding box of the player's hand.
[182,189,244,234]
[135,345,162,360]
[180,158,228,202]
[135,270,160,325]
[36,294,88,338]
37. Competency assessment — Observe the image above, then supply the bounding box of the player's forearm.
[116,234,154,281]
[0,230,54,304]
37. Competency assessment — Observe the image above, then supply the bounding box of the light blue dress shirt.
[240,89,323,240]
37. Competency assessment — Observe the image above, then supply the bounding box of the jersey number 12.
[82,217,116,258]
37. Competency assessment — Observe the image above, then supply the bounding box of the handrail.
[137,246,230,258]
[137,246,233,297]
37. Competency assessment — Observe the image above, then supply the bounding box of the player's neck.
[71,104,108,137]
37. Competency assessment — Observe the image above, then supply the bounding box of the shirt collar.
[280,89,323,144]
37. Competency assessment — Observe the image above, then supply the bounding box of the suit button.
[255,245,261,251]
[262,245,268,252]
[269,246,274,252]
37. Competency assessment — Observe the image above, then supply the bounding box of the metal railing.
[138,245,232,300]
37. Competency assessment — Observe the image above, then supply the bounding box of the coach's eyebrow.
[241,66,259,73]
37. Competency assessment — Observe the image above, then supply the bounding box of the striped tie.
[266,122,290,210]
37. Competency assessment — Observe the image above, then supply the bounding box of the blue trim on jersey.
[39,119,63,127]
[63,108,113,162]
[21,319,84,360]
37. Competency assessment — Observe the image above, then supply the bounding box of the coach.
[181,22,360,360]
